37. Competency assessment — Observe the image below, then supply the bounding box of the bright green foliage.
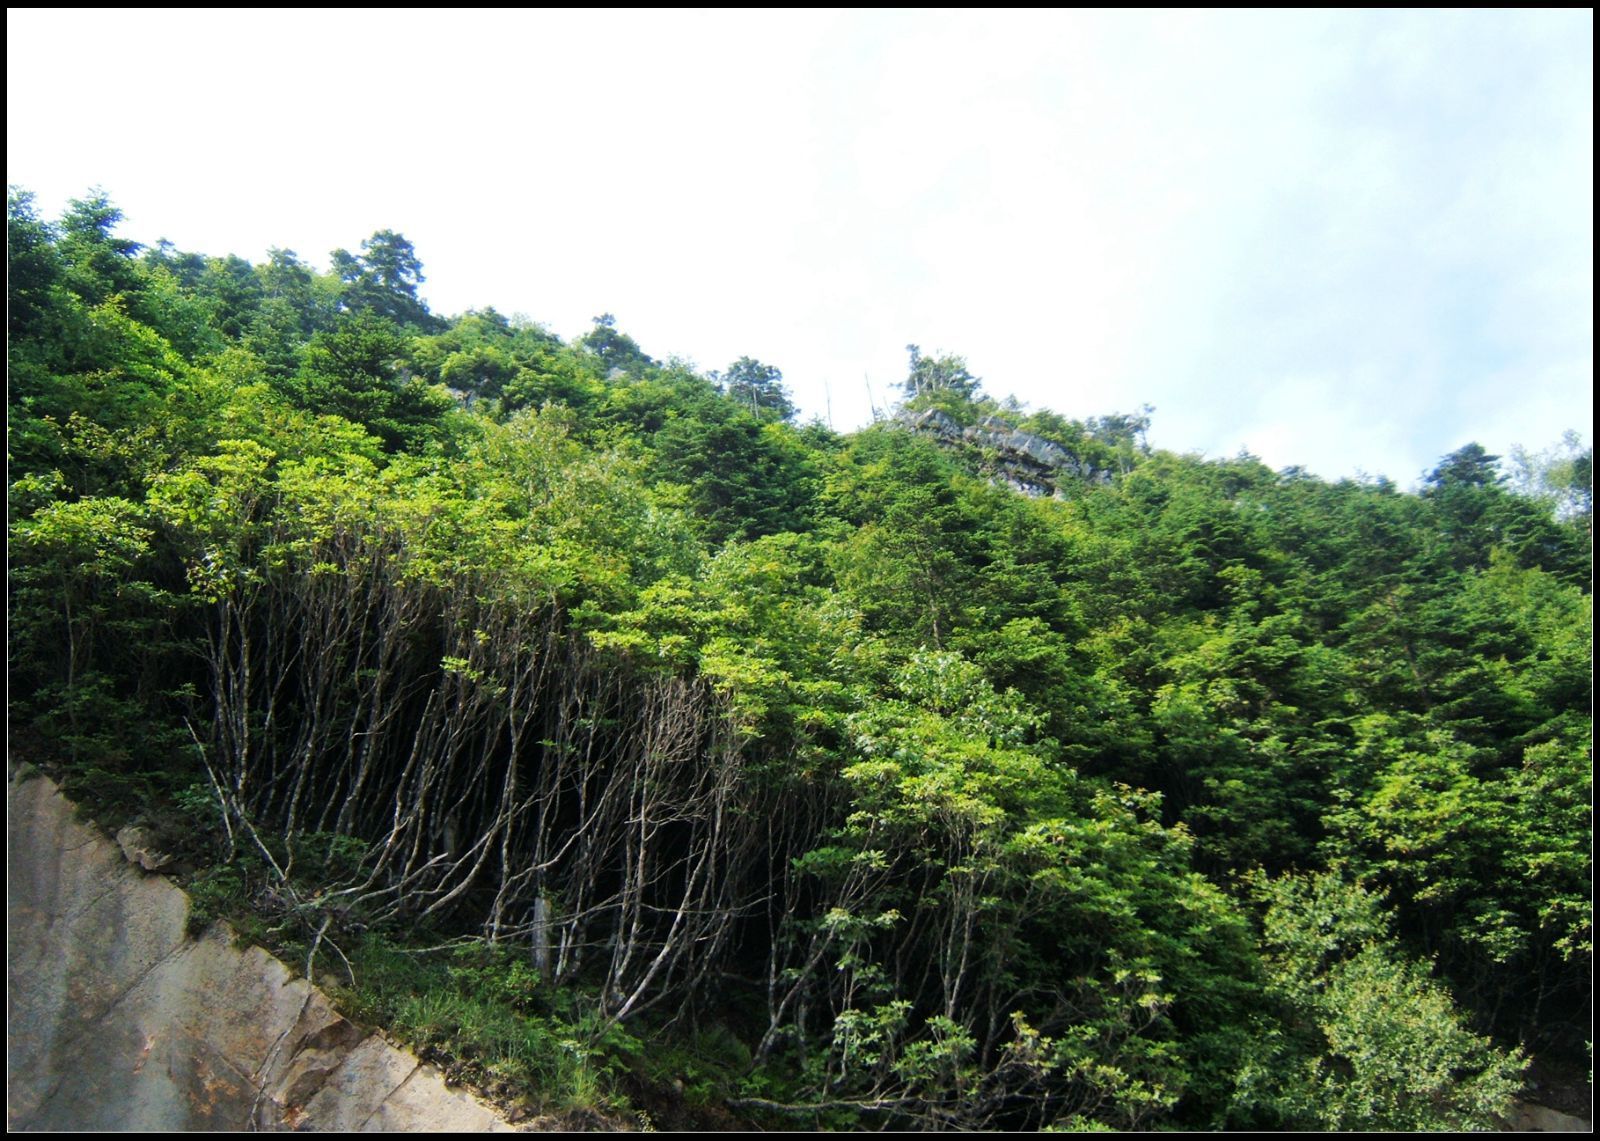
[10,494,156,677]
[7,187,1590,1131]
[1237,873,1525,1130]
[410,309,604,415]
[9,490,189,808]
[764,651,1259,1129]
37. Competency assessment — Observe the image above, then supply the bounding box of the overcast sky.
[8,9,1592,485]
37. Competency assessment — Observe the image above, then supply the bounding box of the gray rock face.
[6,768,518,1132]
[898,409,1113,494]
[1505,1101,1593,1132]
[115,822,176,871]
[909,407,961,437]
[963,419,1074,471]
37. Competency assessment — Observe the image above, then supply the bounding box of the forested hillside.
[8,189,1591,1130]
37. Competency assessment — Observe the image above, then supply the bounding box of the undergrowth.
[327,937,641,1115]
[14,715,766,1128]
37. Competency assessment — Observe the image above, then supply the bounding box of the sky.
[7,9,1592,486]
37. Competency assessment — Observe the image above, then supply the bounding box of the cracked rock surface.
[6,768,518,1131]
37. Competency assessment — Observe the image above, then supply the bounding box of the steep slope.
[5,766,520,1132]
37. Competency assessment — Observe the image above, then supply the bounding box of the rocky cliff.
[898,407,1115,496]
[5,766,519,1131]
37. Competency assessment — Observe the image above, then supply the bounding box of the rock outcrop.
[6,767,519,1132]
[1503,1102,1593,1132]
[899,408,1113,496]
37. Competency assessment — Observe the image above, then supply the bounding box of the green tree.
[579,313,655,377]
[1510,431,1593,538]
[287,312,451,451]
[902,344,980,401]
[1236,872,1525,1131]
[198,254,265,339]
[56,190,144,306]
[7,187,63,345]
[719,356,796,422]
[331,230,440,330]
[652,410,821,544]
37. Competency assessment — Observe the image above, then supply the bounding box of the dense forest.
[7,188,1592,1130]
